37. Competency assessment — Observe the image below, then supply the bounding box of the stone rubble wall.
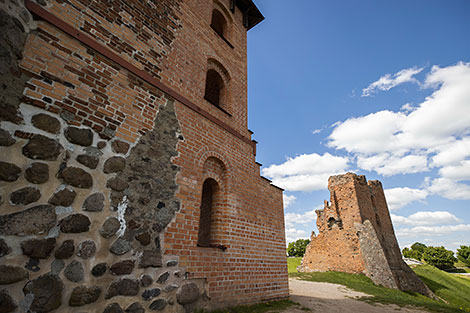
[300,173,434,298]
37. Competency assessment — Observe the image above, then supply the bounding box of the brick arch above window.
[204,58,231,112]
[211,0,233,41]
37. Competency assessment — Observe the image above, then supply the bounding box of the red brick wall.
[12,0,288,308]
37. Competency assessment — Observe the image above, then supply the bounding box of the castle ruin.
[299,173,434,297]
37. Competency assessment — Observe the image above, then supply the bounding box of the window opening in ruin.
[204,69,224,106]
[211,9,227,38]
[327,217,336,230]
[198,178,218,247]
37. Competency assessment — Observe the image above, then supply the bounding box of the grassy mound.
[290,262,470,313]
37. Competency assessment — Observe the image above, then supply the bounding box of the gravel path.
[282,278,430,313]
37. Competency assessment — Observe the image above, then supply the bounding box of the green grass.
[287,257,302,273]
[197,300,298,313]
[290,264,470,313]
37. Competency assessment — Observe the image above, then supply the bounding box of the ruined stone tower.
[0,0,288,312]
[300,173,433,297]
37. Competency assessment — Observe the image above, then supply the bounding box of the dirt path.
[282,278,430,313]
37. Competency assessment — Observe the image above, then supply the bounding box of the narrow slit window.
[211,9,227,38]
[204,69,224,106]
[198,178,218,246]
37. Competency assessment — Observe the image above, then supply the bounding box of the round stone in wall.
[111,140,130,154]
[106,177,128,191]
[59,213,90,233]
[31,113,61,134]
[156,271,170,284]
[58,167,93,189]
[77,240,96,259]
[0,128,15,146]
[100,217,121,238]
[23,273,64,313]
[69,285,102,307]
[125,302,144,313]
[109,260,135,276]
[64,260,84,282]
[0,161,21,182]
[22,134,62,160]
[176,282,200,305]
[105,278,140,299]
[55,239,75,259]
[0,289,17,312]
[83,192,105,212]
[10,186,41,205]
[49,187,76,206]
[0,265,29,284]
[0,238,12,257]
[0,204,56,236]
[142,288,161,301]
[103,302,124,313]
[110,238,131,256]
[103,156,126,173]
[76,154,99,169]
[64,127,93,146]
[91,263,108,277]
[149,299,168,311]
[140,274,153,287]
[25,162,49,184]
[21,238,56,259]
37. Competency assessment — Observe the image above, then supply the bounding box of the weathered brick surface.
[0,0,287,311]
[300,173,433,297]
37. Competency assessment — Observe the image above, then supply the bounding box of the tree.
[402,242,427,260]
[402,247,422,260]
[457,245,470,267]
[422,246,457,270]
[287,239,310,257]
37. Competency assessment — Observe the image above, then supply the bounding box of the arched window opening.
[211,9,227,38]
[204,69,224,106]
[198,178,219,247]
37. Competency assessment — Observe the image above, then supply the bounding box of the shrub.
[422,246,457,270]
[457,245,470,267]
[287,239,310,257]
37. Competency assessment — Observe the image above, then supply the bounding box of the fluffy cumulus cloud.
[262,153,349,191]
[396,224,470,237]
[384,187,428,210]
[362,66,423,97]
[328,62,470,199]
[283,194,296,209]
[391,211,462,226]
[284,209,317,243]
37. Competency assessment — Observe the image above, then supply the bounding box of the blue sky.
[247,0,470,251]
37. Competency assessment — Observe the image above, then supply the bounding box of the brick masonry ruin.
[299,173,434,297]
[0,0,288,312]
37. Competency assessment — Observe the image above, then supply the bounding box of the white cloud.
[283,194,296,209]
[362,66,423,97]
[391,211,462,227]
[285,228,308,243]
[430,137,470,168]
[328,62,470,181]
[262,153,349,191]
[384,187,428,210]
[357,153,428,176]
[396,224,470,237]
[312,129,322,134]
[285,209,317,228]
[426,178,470,200]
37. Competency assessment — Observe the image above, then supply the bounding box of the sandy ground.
[282,278,430,313]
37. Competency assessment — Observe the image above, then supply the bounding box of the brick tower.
[300,173,434,297]
[0,0,288,312]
